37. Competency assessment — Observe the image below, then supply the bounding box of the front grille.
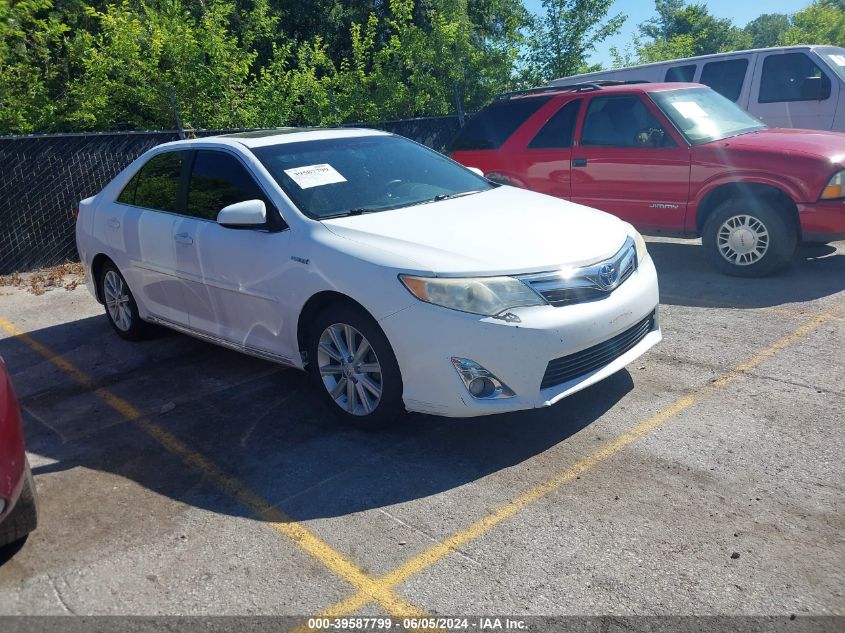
[521,237,637,307]
[540,311,655,390]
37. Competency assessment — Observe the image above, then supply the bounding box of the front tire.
[99,262,149,341]
[307,304,405,430]
[702,198,797,277]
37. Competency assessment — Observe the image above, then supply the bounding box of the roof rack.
[495,79,649,100]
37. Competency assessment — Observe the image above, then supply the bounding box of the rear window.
[118,151,185,212]
[665,65,696,82]
[700,58,748,102]
[528,100,581,149]
[449,97,552,151]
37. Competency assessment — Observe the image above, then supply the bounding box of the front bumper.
[799,199,845,242]
[380,255,661,417]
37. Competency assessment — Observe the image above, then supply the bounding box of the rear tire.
[702,197,796,277]
[99,262,149,341]
[307,304,405,430]
[0,460,38,548]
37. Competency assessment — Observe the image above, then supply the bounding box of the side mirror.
[217,199,267,228]
[467,166,485,177]
[801,76,828,100]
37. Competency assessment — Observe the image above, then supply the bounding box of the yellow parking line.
[311,306,844,619]
[0,317,425,618]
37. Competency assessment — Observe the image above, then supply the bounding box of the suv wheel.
[307,305,405,430]
[99,262,149,340]
[702,198,797,277]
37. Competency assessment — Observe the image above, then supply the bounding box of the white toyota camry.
[76,128,661,428]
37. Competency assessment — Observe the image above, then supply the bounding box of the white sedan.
[76,128,661,428]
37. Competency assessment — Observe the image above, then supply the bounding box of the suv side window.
[581,95,673,148]
[700,58,748,102]
[448,97,552,151]
[187,150,272,221]
[759,53,831,103]
[121,151,185,212]
[528,99,581,149]
[665,65,696,82]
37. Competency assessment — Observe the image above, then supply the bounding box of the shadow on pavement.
[648,239,845,309]
[1,315,633,526]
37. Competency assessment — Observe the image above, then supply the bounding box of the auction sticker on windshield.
[284,164,347,189]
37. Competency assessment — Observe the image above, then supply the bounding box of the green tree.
[781,0,845,46]
[636,0,751,63]
[523,0,626,83]
[744,13,791,48]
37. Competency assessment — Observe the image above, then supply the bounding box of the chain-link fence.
[0,116,463,274]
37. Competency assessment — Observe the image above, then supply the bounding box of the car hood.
[710,128,845,161]
[320,186,628,276]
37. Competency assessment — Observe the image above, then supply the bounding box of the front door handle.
[174,232,193,245]
[107,217,120,228]
[572,157,588,167]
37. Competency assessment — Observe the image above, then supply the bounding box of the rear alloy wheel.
[702,198,796,277]
[99,262,149,340]
[308,305,404,430]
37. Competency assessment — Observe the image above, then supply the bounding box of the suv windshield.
[252,135,493,219]
[650,87,766,145]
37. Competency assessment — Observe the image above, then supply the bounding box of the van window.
[665,65,696,82]
[528,100,581,149]
[759,53,831,103]
[581,95,673,148]
[700,59,748,102]
[448,97,552,151]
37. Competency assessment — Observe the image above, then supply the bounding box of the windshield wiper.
[319,207,384,220]
[432,189,485,202]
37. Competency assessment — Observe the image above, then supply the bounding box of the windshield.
[817,47,845,82]
[650,87,766,145]
[251,135,493,219]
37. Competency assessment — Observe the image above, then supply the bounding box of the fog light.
[451,357,515,399]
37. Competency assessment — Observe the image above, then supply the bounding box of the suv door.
[173,149,293,358]
[570,93,691,231]
[109,150,188,323]
[749,50,839,130]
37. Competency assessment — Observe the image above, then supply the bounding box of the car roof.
[152,126,391,151]
[495,81,702,102]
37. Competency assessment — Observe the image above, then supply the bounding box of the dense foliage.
[1,0,843,134]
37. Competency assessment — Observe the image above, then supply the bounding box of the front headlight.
[627,224,648,264]
[821,170,845,200]
[399,275,545,316]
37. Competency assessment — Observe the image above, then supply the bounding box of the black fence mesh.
[0,116,462,274]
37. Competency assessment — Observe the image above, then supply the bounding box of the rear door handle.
[107,217,120,228]
[174,232,193,245]
[572,157,588,167]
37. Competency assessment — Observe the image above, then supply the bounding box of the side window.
[187,150,271,221]
[581,95,673,148]
[448,96,552,151]
[759,53,832,103]
[116,171,140,205]
[700,59,748,102]
[132,152,185,212]
[665,65,696,82]
[528,99,581,149]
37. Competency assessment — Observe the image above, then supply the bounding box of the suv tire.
[702,197,797,277]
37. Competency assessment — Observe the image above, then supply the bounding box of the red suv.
[448,82,845,277]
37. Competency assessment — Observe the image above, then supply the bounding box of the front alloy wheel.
[308,305,404,429]
[317,323,383,416]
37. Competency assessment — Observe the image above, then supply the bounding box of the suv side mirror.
[217,199,267,228]
[466,166,485,177]
[801,76,828,100]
